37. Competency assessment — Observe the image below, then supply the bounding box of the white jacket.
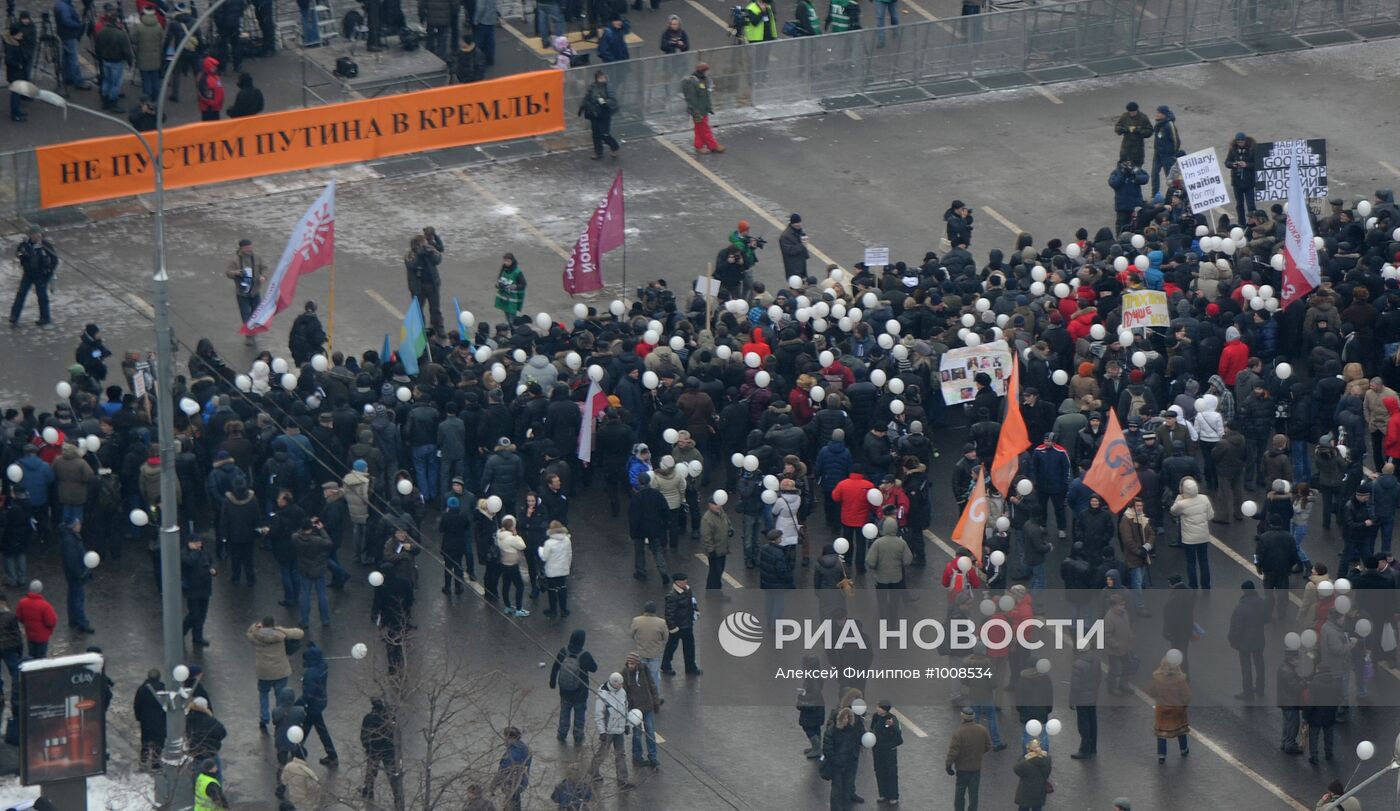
[1193,397,1224,443]
[595,683,629,735]
[539,529,573,577]
[773,492,802,547]
[1169,478,1214,544]
[495,529,526,567]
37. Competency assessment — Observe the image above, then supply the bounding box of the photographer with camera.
[10,227,59,327]
[403,233,444,334]
[726,219,764,298]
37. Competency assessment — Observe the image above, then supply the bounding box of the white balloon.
[1355,618,1373,638]
[812,318,829,333]
[998,595,1014,611]
[235,374,252,392]
[486,495,503,514]
[41,427,58,445]
[272,358,289,374]
[1317,580,1334,598]
[884,319,901,336]
[587,365,605,384]
[460,309,476,328]
[395,479,413,496]
[1240,500,1258,517]
[1134,255,1149,271]
[996,315,1009,328]
[172,665,190,683]
[609,299,626,317]
[1130,234,1146,250]
[368,571,385,587]
[975,298,991,312]
[396,386,412,402]
[862,523,879,539]
[965,333,982,347]
[989,550,1006,567]
[1053,283,1071,299]
[870,370,887,387]
[642,371,659,390]
[1132,351,1147,368]
[280,373,297,391]
[1017,479,1034,496]
[810,385,826,403]
[1118,330,1134,347]
[789,275,804,289]
[961,313,976,328]
[711,489,729,506]
[755,371,771,388]
[830,268,846,283]
[1165,648,1184,666]
[129,508,149,527]
[83,551,100,569]
[862,292,878,308]
[1220,238,1237,256]
[1264,297,1279,313]
[1335,578,1352,595]
[819,350,835,368]
[744,455,759,472]
[669,336,685,352]
[1283,632,1301,650]
[1318,236,1329,250]
[83,435,99,454]
[475,346,493,363]
[957,556,972,573]
[490,364,507,383]
[838,317,853,332]
[564,352,582,371]
[889,399,905,415]
[1300,629,1318,649]
[1025,719,1043,737]
[1051,370,1069,386]
[1031,266,1048,282]
[731,453,745,468]
[1066,243,1081,259]
[180,398,200,416]
[795,307,811,323]
[813,302,831,319]
[311,354,329,372]
[833,537,850,555]
[286,725,305,745]
[979,599,996,617]
[957,328,970,343]
[867,489,883,506]
[745,352,761,369]
[663,428,679,445]
[995,516,1010,532]
[848,307,863,323]
[643,330,659,346]
[1112,256,1129,273]
[252,360,269,375]
[861,732,876,749]
[1090,324,1106,341]
[688,460,703,477]
[1270,254,1286,271]
[760,489,778,505]
[1356,740,1375,761]
[1275,362,1292,380]
[887,378,905,395]
[1334,595,1352,615]
[534,312,551,330]
[570,303,588,320]
[1030,282,1046,296]
[512,349,528,364]
[767,305,784,324]
[55,381,71,399]
[1258,285,1274,301]
[1195,224,1209,237]
[351,643,369,660]
[1046,719,1062,736]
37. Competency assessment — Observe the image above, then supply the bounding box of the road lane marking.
[657,138,839,267]
[686,0,734,31]
[694,553,744,588]
[901,0,938,21]
[365,288,404,319]
[980,205,1023,236]
[1033,85,1063,105]
[125,293,155,318]
[1222,60,1248,75]
[456,170,572,261]
[890,708,928,737]
[844,110,863,121]
[1380,160,1400,178]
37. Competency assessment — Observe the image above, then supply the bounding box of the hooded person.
[271,686,308,766]
[226,71,264,118]
[549,628,598,744]
[1170,478,1214,589]
[300,642,339,766]
[196,55,224,120]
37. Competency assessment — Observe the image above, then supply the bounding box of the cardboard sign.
[1253,139,1327,200]
[1120,290,1170,330]
[863,247,889,268]
[939,340,1011,405]
[1177,148,1230,214]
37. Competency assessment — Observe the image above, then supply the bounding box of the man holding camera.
[403,233,444,334]
[227,238,268,340]
[10,227,59,328]
[727,220,765,298]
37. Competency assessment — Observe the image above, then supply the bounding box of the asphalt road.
[0,34,1398,811]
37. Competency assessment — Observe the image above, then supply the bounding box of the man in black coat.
[133,669,167,770]
[629,472,670,582]
[181,536,216,647]
[661,573,701,675]
[1255,514,1300,620]
[1227,581,1269,699]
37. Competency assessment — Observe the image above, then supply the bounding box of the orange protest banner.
[34,70,565,209]
[951,473,987,562]
[1082,410,1142,513]
[990,357,1029,497]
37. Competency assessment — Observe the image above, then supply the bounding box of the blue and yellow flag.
[399,297,427,376]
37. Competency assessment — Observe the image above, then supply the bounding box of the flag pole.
[704,262,715,327]
[327,263,336,353]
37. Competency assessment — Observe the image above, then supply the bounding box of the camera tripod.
[36,12,68,96]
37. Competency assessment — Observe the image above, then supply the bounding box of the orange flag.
[951,473,988,562]
[1082,410,1142,513]
[990,358,1030,497]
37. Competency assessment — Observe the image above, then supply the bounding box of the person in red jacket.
[1217,325,1249,386]
[16,581,56,659]
[875,475,910,529]
[1383,396,1400,463]
[831,466,875,573]
[741,327,772,360]
[196,56,224,121]
[940,549,983,603]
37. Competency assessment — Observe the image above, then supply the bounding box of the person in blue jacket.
[300,643,339,766]
[598,15,631,62]
[1150,104,1181,198]
[1109,160,1149,232]
[1144,250,1165,291]
[51,0,89,89]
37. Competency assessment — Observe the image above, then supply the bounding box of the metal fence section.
[3,0,1399,219]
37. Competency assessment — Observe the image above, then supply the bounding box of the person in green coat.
[129,9,166,102]
[699,494,732,590]
[494,253,526,320]
[825,0,859,32]
[794,0,820,35]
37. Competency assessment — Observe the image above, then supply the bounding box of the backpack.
[1126,389,1147,420]
[557,652,584,693]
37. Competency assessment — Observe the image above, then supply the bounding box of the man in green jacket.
[825,0,858,32]
[700,494,732,591]
[130,9,165,102]
[681,63,723,155]
[865,518,912,617]
[94,9,133,113]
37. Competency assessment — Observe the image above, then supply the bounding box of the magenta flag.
[563,171,625,295]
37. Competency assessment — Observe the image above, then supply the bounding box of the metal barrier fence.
[3,0,1399,219]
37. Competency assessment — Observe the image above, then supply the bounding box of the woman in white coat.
[1170,477,1214,589]
[772,479,804,567]
[495,515,529,616]
[539,520,574,618]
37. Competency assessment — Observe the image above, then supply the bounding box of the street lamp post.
[10,3,241,808]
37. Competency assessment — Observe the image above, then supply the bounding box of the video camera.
[637,282,675,312]
[747,235,767,250]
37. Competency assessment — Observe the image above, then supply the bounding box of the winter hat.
[28,580,41,594]
[192,697,210,710]
[446,497,460,510]
[1129,369,1145,383]
[608,672,624,687]
[1077,362,1094,377]
[215,450,231,461]
[1234,132,1246,141]
[1226,326,1241,341]
[1125,101,1139,112]
[1113,801,1132,811]
[1241,580,1255,590]
[789,213,802,224]
[84,323,100,338]
[353,459,368,472]
[1205,302,1220,316]
[832,429,845,442]
[626,651,641,665]
[960,706,976,719]
[1009,584,1028,599]
[1156,104,1170,115]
